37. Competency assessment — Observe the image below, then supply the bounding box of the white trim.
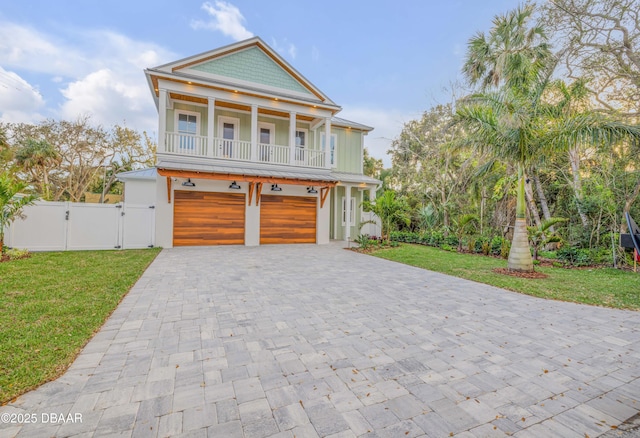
[159,89,167,153]
[218,115,240,140]
[321,132,338,169]
[360,131,364,173]
[257,121,276,144]
[341,196,355,227]
[174,109,201,136]
[295,128,309,148]
[331,186,340,239]
[207,98,215,158]
[251,104,258,161]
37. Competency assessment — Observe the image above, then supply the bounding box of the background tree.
[14,138,60,200]
[389,103,476,230]
[540,0,640,113]
[363,147,383,178]
[8,117,156,202]
[0,126,14,172]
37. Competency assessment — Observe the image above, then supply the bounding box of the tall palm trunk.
[533,172,552,222]
[508,164,534,272]
[42,167,51,201]
[568,146,590,228]
[524,170,541,227]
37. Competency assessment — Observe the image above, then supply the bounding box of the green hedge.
[389,230,510,258]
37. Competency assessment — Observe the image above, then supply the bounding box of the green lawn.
[0,249,161,404]
[373,244,640,310]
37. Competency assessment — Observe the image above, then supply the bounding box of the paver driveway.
[2,244,640,438]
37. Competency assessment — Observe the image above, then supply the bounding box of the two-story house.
[119,37,379,247]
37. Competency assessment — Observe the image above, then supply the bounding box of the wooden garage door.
[173,191,245,246]
[260,195,317,244]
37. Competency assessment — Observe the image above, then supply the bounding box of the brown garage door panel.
[174,191,245,246]
[260,195,317,244]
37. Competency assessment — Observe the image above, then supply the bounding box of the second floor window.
[177,112,199,149]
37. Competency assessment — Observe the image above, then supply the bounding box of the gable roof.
[147,37,338,108]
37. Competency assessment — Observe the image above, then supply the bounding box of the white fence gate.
[5,201,155,251]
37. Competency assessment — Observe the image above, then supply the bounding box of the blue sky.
[0,0,521,165]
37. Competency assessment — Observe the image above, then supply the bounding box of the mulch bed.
[0,254,31,263]
[492,268,548,279]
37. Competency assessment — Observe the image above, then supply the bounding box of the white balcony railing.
[258,143,290,165]
[212,138,252,161]
[165,132,209,156]
[163,132,327,169]
[296,148,325,168]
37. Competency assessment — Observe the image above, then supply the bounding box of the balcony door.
[218,116,239,158]
[258,122,275,162]
[295,129,307,163]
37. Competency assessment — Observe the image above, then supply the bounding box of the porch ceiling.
[167,92,315,121]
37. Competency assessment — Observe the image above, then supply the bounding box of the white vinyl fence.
[5,201,155,251]
[360,211,382,238]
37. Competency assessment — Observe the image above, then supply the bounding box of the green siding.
[191,47,313,95]
[330,186,362,240]
[315,127,363,173]
[336,129,363,174]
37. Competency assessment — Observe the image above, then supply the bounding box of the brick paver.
[1,244,639,437]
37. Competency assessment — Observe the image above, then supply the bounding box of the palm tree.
[0,171,37,254]
[362,191,410,242]
[14,138,60,200]
[459,5,640,272]
[528,217,567,261]
[462,4,551,91]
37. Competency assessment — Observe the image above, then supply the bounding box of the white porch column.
[369,187,377,202]
[289,111,297,164]
[324,117,332,169]
[251,104,258,161]
[345,185,352,242]
[207,97,215,157]
[158,88,167,153]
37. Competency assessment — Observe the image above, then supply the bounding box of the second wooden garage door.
[260,195,317,244]
[173,191,245,246]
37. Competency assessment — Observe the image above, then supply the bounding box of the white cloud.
[0,23,85,77]
[59,68,157,132]
[0,67,45,123]
[338,106,420,167]
[270,38,297,60]
[191,1,253,41]
[0,21,175,133]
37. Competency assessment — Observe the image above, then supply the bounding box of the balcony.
[163,132,327,169]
